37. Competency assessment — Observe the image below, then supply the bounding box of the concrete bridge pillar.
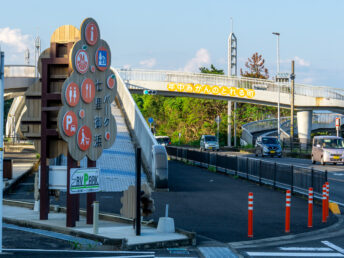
[297,110,313,148]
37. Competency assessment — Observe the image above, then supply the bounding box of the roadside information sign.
[336,117,340,129]
[70,168,100,194]
[58,18,117,161]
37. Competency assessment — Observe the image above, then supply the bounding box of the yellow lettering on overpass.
[167,82,255,99]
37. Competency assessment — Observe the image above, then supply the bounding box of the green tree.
[199,64,224,75]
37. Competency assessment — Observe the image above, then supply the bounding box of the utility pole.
[0,47,4,253]
[272,32,281,141]
[290,61,295,149]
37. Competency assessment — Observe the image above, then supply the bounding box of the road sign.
[58,18,117,161]
[70,168,100,194]
[63,111,78,136]
[148,117,154,124]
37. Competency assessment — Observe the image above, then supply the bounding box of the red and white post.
[322,184,327,223]
[285,189,291,233]
[248,192,253,237]
[308,187,313,228]
[326,182,329,218]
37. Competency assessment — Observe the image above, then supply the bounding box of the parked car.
[200,135,219,151]
[155,136,171,146]
[311,136,344,165]
[255,136,282,157]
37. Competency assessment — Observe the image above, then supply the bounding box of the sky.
[1,0,344,88]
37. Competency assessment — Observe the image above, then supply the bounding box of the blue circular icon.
[148,117,154,124]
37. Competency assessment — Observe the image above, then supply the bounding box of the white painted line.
[89,256,154,258]
[322,241,344,254]
[279,247,332,251]
[3,249,155,254]
[246,252,344,257]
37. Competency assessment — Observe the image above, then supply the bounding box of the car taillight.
[169,142,171,145]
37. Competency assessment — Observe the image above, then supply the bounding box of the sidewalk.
[3,201,193,250]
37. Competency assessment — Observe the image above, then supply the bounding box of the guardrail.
[114,68,168,188]
[118,69,344,101]
[166,146,327,197]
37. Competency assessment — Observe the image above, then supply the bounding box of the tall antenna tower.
[227,18,237,76]
[25,48,30,65]
[34,35,41,77]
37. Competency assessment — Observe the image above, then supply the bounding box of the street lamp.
[272,32,281,141]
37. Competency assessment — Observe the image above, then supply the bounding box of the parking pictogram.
[77,125,92,151]
[95,46,109,71]
[75,49,89,74]
[85,22,98,46]
[63,111,78,137]
[65,82,80,107]
[81,78,95,103]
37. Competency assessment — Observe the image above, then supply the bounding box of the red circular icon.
[91,65,96,73]
[63,111,78,137]
[85,22,98,46]
[95,46,109,71]
[81,78,95,103]
[77,125,92,151]
[79,109,85,119]
[107,75,115,89]
[65,82,80,107]
[105,131,110,141]
[75,49,89,74]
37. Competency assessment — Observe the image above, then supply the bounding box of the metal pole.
[216,116,220,143]
[290,61,295,150]
[273,32,281,141]
[234,102,237,147]
[228,101,232,147]
[135,147,141,236]
[0,47,5,253]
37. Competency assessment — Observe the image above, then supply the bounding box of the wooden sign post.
[58,18,117,227]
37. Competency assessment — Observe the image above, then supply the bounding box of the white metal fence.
[118,69,344,101]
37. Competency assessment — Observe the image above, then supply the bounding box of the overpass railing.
[118,69,344,101]
[114,68,168,188]
[4,65,35,77]
[166,146,327,198]
[242,117,289,145]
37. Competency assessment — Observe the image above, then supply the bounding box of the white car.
[200,135,219,151]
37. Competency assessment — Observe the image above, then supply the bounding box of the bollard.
[308,187,313,228]
[326,182,329,218]
[285,189,291,233]
[322,185,327,223]
[248,192,253,237]
[93,201,99,234]
[165,204,169,217]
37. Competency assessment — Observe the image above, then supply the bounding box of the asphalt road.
[5,161,338,244]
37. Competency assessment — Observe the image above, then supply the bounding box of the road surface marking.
[279,247,332,251]
[3,249,155,255]
[322,241,344,254]
[246,252,343,257]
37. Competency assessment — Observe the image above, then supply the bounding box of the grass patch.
[208,165,216,172]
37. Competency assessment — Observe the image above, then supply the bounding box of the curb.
[3,199,196,250]
[228,215,344,249]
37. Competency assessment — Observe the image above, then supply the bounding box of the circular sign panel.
[95,46,109,71]
[79,109,85,119]
[75,49,89,74]
[85,22,99,46]
[107,74,116,89]
[77,125,92,151]
[105,131,110,141]
[63,111,78,137]
[65,82,80,107]
[81,78,95,103]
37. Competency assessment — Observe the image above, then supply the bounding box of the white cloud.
[0,27,33,64]
[139,58,156,68]
[183,48,211,72]
[0,27,31,52]
[294,56,310,67]
[281,56,310,67]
